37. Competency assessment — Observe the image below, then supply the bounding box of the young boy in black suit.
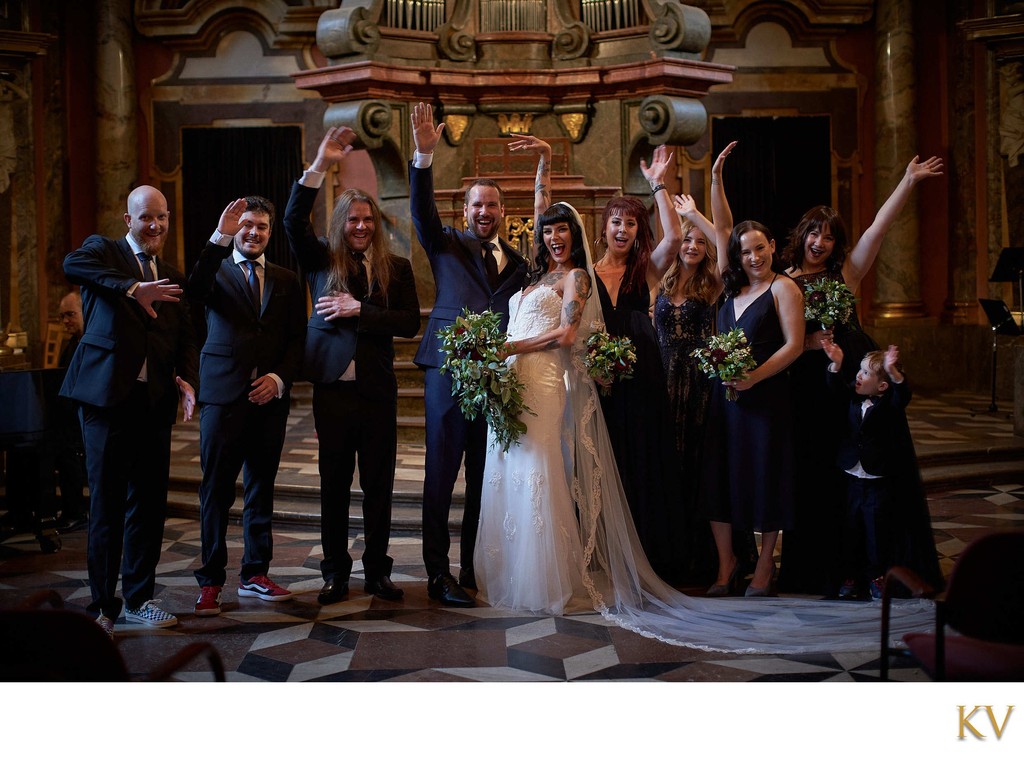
[822,339,942,600]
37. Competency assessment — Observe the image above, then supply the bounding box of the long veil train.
[557,201,934,654]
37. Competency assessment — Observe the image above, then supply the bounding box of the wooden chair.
[880,530,1024,681]
[0,590,225,681]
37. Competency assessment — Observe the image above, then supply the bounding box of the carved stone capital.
[552,21,590,61]
[647,0,711,55]
[316,1,382,59]
[639,94,707,145]
[324,99,392,149]
[437,1,476,62]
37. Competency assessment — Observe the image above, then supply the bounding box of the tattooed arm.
[502,269,592,357]
[509,135,552,225]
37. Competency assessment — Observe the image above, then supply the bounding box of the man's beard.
[132,231,165,257]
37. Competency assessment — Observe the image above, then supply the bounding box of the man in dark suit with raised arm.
[188,195,307,617]
[61,185,198,637]
[285,126,421,605]
[410,102,528,606]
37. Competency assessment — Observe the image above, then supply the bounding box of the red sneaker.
[194,585,222,617]
[238,575,293,602]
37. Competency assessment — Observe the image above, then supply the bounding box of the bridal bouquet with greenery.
[803,277,856,329]
[691,327,757,401]
[584,329,637,396]
[438,308,532,452]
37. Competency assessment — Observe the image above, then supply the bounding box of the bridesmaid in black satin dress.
[700,142,806,597]
[592,146,682,582]
[776,154,944,596]
[653,197,721,584]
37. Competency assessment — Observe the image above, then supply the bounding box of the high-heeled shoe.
[706,562,742,597]
[743,583,773,597]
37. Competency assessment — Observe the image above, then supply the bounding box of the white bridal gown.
[476,285,587,614]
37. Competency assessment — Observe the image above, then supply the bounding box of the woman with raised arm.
[652,194,721,584]
[700,141,806,597]
[777,155,943,596]
[591,146,684,582]
[475,135,592,612]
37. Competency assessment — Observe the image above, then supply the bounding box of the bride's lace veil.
[555,201,935,654]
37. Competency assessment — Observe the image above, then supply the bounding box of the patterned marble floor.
[2,482,1022,683]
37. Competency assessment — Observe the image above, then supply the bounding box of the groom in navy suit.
[61,185,198,635]
[410,102,528,606]
[188,196,307,616]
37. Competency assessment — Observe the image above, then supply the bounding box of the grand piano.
[0,367,68,552]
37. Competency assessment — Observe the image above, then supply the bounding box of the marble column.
[942,0,978,323]
[95,0,137,237]
[871,0,926,320]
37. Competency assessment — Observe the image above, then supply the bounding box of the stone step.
[167,447,1024,533]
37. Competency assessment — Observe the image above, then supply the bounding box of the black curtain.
[181,126,303,276]
[711,116,831,252]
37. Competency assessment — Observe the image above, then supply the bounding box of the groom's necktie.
[482,242,499,291]
[244,260,261,312]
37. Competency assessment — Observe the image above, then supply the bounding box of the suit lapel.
[225,258,260,316]
[260,264,274,315]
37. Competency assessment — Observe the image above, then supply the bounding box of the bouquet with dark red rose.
[584,328,637,396]
[437,308,532,452]
[691,327,757,401]
[803,278,855,330]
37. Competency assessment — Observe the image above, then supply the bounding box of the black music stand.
[975,298,1021,415]
[989,247,1024,329]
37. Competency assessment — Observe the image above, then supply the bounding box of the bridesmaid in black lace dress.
[592,146,682,582]
[776,155,944,596]
[653,196,721,583]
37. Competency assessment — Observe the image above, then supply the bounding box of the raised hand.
[217,198,247,237]
[134,279,182,319]
[508,135,551,158]
[176,375,196,422]
[906,155,943,185]
[673,193,696,218]
[883,344,900,373]
[820,334,843,366]
[712,140,738,178]
[411,101,445,154]
[310,126,356,173]
[640,144,673,187]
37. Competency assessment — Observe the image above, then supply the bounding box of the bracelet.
[650,183,667,195]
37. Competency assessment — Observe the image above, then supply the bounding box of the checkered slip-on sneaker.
[96,614,115,639]
[124,600,178,628]
[238,575,293,601]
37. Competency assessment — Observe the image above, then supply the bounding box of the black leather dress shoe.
[317,578,349,605]
[57,514,88,533]
[427,572,475,607]
[458,568,477,590]
[364,576,404,601]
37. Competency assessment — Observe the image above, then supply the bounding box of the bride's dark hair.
[527,203,588,285]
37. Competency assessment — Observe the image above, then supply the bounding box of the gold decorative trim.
[496,113,534,136]
[444,114,470,145]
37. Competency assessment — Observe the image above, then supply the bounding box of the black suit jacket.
[60,235,199,426]
[409,162,527,369]
[283,182,420,400]
[188,243,307,405]
[829,370,916,477]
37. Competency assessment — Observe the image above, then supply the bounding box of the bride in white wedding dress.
[475,140,936,654]
[475,204,592,613]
